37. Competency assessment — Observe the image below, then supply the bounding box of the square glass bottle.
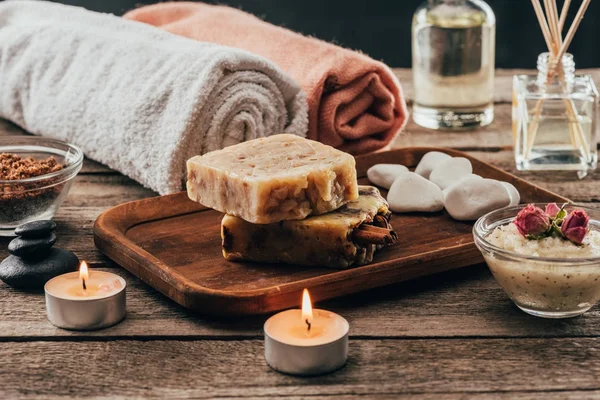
[513,53,599,176]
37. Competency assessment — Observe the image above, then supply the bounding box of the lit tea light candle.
[44,261,126,330]
[264,289,349,376]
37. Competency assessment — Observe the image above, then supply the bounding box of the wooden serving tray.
[94,147,568,315]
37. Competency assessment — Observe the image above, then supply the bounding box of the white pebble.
[415,151,452,179]
[442,174,482,199]
[501,181,521,206]
[367,164,409,189]
[444,177,511,221]
[429,157,473,190]
[462,173,482,181]
[387,172,444,213]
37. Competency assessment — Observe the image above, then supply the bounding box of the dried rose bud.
[561,209,590,244]
[545,203,561,218]
[514,204,551,238]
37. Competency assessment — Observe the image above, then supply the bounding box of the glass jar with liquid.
[513,53,598,177]
[412,0,496,130]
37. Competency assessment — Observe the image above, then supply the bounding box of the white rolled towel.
[0,0,308,194]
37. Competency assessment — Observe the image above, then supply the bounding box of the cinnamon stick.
[373,214,389,228]
[353,224,397,246]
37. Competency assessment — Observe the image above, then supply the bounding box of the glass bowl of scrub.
[474,203,600,318]
[0,137,83,236]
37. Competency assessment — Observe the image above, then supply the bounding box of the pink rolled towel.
[125,2,408,154]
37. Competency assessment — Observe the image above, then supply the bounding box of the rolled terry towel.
[125,2,409,155]
[0,1,308,195]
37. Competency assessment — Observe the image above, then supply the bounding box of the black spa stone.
[14,220,57,238]
[0,248,79,289]
[8,232,57,259]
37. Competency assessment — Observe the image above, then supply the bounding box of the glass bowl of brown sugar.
[0,137,83,236]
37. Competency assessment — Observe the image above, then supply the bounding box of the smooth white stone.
[501,181,521,206]
[442,174,482,199]
[462,173,482,181]
[429,157,473,190]
[415,151,452,179]
[444,177,512,221]
[367,164,409,189]
[387,172,444,213]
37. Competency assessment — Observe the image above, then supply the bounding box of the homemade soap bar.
[187,134,359,224]
[221,186,396,269]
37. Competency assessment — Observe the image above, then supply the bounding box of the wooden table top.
[2,68,600,399]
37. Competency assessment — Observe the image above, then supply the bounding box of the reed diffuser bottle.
[412,0,496,130]
[513,0,598,176]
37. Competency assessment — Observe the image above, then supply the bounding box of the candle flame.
[79,261,89,282]
[301,288,313,329]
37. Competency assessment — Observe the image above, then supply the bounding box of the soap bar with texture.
[187,134,359,224]
[221,186,396,269]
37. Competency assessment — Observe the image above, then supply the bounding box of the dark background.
[52,0,599,68]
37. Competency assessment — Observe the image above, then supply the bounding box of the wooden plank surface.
[1,69,600,399]
[3,265,600,340]
[2,339,600,399]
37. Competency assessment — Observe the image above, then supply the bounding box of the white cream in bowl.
[487,223,600,258]
[483,223,600,317]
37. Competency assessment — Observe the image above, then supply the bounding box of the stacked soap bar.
[187,134,359,224]
[222,186,395,268]
[186,134,396,268]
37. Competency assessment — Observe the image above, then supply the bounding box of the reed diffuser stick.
[526,0,558,155]
[552,0,562,41]
[525,0,591,160]
[555,0,592,159]
[526,0,584,158]
[546,0,580,152]
[532,0,554,51]
[558,0,572,32]
[544,0,560,49]
[556,0,591,62]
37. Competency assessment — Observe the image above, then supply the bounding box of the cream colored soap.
[187,134,359,224]
[221,186,394,269]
